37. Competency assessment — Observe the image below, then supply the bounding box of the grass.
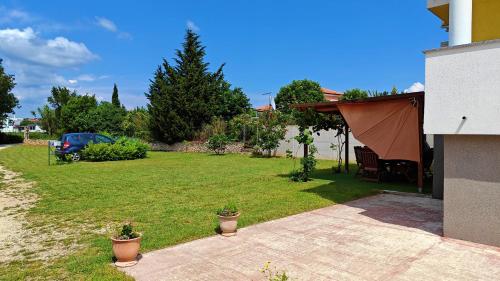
[0,145,424,280]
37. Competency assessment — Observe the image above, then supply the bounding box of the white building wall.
[424,40,500,135]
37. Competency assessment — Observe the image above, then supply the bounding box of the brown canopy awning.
[337,97,421,163]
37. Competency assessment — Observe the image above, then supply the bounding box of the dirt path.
[0,145,79,263]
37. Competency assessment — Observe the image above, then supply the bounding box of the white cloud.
[95,17,117,32]
[95,16,132,40]
[404,82,425,93]
[187,20,200,32]
[0,27,97,67]
[68,79,78,84]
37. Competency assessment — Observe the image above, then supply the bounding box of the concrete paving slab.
[120,194,500,281]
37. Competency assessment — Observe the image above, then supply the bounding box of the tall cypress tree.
[146,29,225,144]
[111,83,121,107]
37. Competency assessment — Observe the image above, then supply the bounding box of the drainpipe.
[449,0,473,46]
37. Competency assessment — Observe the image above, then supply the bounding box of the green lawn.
[0,145,421,280]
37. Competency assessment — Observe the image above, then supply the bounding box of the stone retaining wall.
[150,141,247,154]
[23,139,49,146]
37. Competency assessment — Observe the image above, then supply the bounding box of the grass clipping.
[0,165,80,263]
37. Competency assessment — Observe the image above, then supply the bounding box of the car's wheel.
[72,153,81,162]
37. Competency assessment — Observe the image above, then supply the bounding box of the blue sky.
[0,0,446,116]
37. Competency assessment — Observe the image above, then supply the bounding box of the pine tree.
[112,83,121,107]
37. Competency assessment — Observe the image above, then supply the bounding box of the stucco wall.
[275,126,363,162]
[424,40,500,135]
[443,135,500,247]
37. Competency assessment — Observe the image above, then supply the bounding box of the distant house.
[254,87,343,112]
[1,116,45,133]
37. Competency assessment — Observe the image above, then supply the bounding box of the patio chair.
[354,146,364,176]
[361,149,381,182]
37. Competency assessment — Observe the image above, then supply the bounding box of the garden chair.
[354,146,364,177]
[361,149,381,182]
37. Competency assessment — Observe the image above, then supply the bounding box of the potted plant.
[111,222,141,267]
[216,203,240,236]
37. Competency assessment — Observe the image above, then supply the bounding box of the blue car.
[56,133,114,161]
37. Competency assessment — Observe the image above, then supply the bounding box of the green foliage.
[0,59,18,129]
[254,111,287,157]
[147,29,249,144]
[216,203,238,217]
[89,101,126,135]
[227,113,257,144]
[81,137,149,162]
[8,132,55,140]
[206,134,230,155]
[290,130,318,182]
[122,107,151,141]
[111,83,121,107]
[341,88,369,101]
[60,94,98,132]
[0,133,23,144]
[195,117,227,141]
[275,79,324,115]
[32,105,57,136]
[116,222,140,240]
[47,86,77,133]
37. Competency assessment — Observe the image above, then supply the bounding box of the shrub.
[0,133,24,144]
[115,222,140,240]
[82,137,149,162]
[206,134,230,155]
[216,203,238,217]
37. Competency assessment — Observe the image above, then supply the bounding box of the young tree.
[0,59,18,129]
[122,107,151,140]
[111,83,121,107]
[275,80,325,157]
[275,80,324,115]
[32,105,57,136]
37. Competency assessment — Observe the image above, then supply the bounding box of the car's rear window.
[67,134,93,144]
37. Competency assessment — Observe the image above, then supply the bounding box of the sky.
[0,0,447,117]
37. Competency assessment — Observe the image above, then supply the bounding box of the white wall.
[424,40,500,135]
[275,125,364,162]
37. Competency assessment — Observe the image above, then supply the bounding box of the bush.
[206,134,230,155]
[115,222,140,240]
[0,133,23,144]
[81,137,149,162]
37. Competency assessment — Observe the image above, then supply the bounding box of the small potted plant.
[216,203,240,236]
[111,222,141,267]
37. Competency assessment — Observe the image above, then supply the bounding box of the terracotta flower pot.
[218,213,240,236]
[111,236,141,267]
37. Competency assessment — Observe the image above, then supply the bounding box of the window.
[95,135,113,144]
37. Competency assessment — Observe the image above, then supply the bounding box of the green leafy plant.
[290,130,318,182]
[115,222,140,240]
[81,137,149,162]
[216,203,238,217]
[254,111,287,157]
[260,262,290,281]
[206,134,231,155]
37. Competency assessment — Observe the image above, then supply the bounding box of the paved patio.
[120,194,500,280]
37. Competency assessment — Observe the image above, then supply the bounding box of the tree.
[341,88,368,101]
[60,94,98,132]
[32,105,57,136]
[147,29,247,144]
[275,80,324,115]
[254,111,287,157]
[47,86,77,133]
[112,83,121,107]
[122,107,151,140]
[90,101,126,134]
[0,59,18,129]
[276,79,325,157]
